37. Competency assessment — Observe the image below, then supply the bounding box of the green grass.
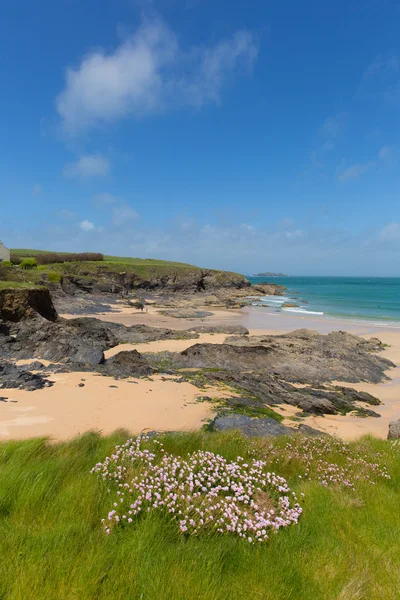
[0,431,399,599]
[0,281,42,290]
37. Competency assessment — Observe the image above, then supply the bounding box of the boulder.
[102,350,153,378]
[388,419,400,439]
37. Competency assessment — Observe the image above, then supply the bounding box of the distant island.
[253,272,288,277]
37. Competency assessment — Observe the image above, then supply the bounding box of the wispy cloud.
[337,145,395,182]
[363,54,399,81]
[359,53,400,106]
[310,113,347,169]
[318,113,346,144]
[337,160,376,182]
[56,18,258,135]
[63,154,111,178]
[379,222,400,242]
[92,192,139,226]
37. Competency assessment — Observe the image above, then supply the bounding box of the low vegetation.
[0,430,399,599]
[35,252,104,265]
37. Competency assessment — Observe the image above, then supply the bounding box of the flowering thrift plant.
[256,436,391,491]
[91,436,302,543]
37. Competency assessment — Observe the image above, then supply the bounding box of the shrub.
[47,271,61,283]
[10,254,22,265]
[35,252,104,265]
[1,260,12,267]
[20,258,37,270]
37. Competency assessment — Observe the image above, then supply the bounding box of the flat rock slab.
[213,414,294,437]
[159,309,213,319]
[187,325,249,335]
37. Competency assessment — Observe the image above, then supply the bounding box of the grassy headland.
[2,249,247,289]
[0,430,399,600]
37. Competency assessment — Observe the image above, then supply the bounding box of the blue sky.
[1,0,400,275]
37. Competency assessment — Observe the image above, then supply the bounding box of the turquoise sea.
[247,276,400,326]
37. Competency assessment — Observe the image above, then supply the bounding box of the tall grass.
[0,431,399,599]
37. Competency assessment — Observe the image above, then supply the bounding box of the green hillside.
[2,249,247,289]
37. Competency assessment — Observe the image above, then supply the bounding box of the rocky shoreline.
[1,286,399,439]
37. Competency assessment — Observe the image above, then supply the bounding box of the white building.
[0,241,10,262]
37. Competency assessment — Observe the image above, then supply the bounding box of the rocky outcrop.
[55,268,251,297]
[223,329,393,384]
[143,329,391,418]
[388,419,400,439]
[183,369,381,418]
[0,316,199,365]
[0,288,58,322]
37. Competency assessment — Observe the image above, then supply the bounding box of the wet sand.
[2,304,400,441]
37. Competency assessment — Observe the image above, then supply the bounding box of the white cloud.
[240,223,256,232]
[63,154,111,178]
[80,219,95,231]
[32,184,42,196]
[56,19,258,134]
[284,229,303,239]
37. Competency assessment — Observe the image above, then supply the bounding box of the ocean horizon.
[247,276,400,326]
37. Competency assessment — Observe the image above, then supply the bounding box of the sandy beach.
[2,304,400,441]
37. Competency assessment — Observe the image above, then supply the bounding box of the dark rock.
[213,414,294,437]
[102,350,153,378]
[181,343,274,371]
[0,362,53,391]
[18,361,45,371]
[388,419,400,439]
[0,316,197,366]
[77,383,85,387]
